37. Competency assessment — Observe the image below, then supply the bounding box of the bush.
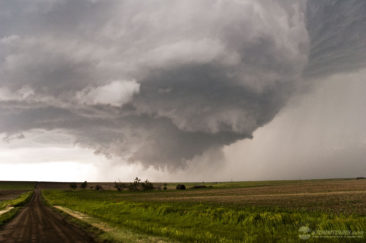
[114,182,126,191]
[191,185,207,189]
[80,181,88,189]
[128,177,141,191]
[142,180,154,191]
[95,185,103,191]
[70,183,77,190]
[176,184,186,190]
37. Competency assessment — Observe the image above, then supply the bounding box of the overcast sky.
[0,0,365,182]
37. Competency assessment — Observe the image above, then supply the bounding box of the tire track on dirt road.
[0,188,95,243]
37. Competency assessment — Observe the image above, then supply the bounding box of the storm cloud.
[0,0,365,170]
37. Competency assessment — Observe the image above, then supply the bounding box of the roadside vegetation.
[0,191,33,210]
[0,182,34,226]
[0,191,33,226]
[43,178,366,242]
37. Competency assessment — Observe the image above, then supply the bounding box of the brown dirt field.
[0,191,27,201]
[115,179,366,215]
[0,189,95,243]
[146,190,366,212]
[114,179,366,198]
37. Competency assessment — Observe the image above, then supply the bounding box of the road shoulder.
[53,205,174,243]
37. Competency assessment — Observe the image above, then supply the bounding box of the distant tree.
[80,181,88,189]
[176,184,186,190]
[95,184,103,191]
[114,181,125,191]
[163,183,167,191]
[128,177,141,191]
[141,180,154,191]
[70,183,77,190]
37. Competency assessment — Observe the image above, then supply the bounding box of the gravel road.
[0,189,95,243]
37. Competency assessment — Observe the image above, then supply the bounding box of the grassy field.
[0,191,33,226]
[0,191,33,210]
[43,179,366,242]
[0,181,35,226]
[0,181,35,191]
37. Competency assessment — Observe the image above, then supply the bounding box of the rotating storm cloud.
[0,0,365,180]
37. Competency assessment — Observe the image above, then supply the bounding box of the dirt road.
[0,189,95,243]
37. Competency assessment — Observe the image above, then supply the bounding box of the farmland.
[0,181,35,191]
[0,181,35,211]
[42,178,366,242]
[0,182,34,227]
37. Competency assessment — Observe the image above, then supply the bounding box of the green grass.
[0,181,35,190]
[0,191,33,226]
[0,191,33,210]
[53,205,175,243]
[43,190,366,242]
[0,207,20,226]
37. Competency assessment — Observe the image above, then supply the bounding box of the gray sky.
[0,0,365,181]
